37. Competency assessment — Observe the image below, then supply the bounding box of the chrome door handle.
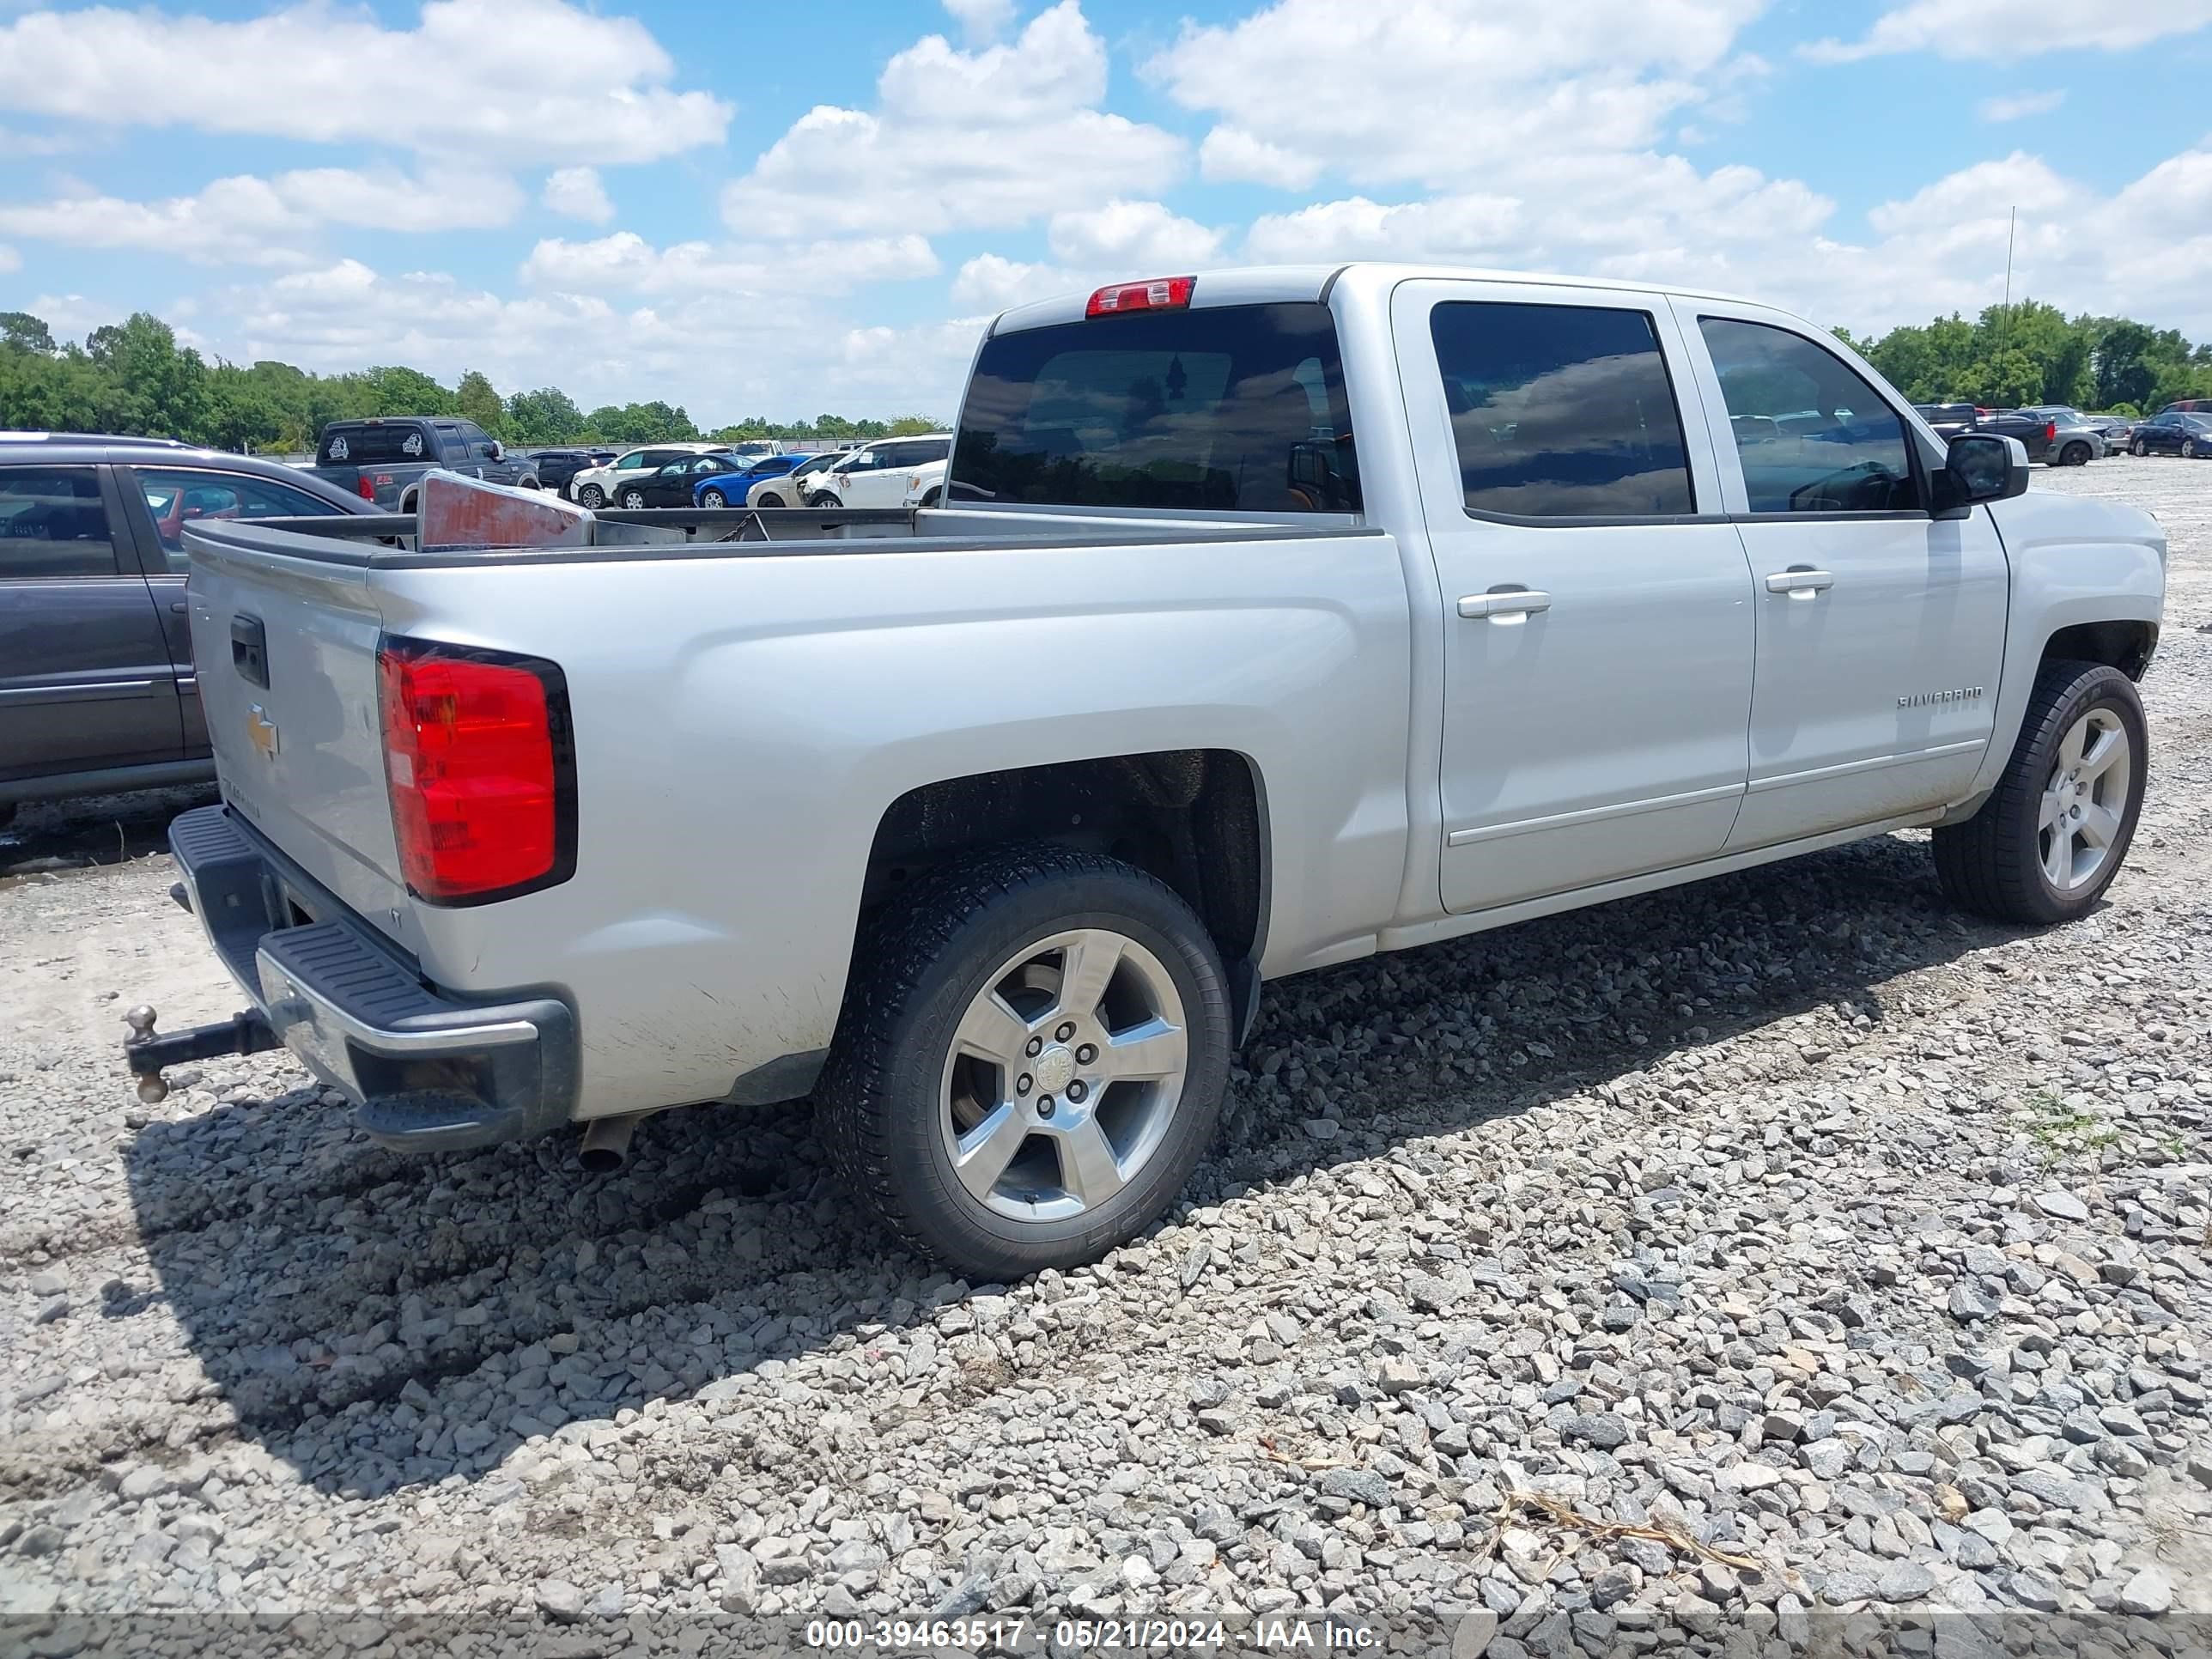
[1765,568,1834,598]
[1459,589,1553,620]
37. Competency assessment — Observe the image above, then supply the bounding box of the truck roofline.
[987,260,1772,337]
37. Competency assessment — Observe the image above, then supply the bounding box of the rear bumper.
[166,803,579,1152]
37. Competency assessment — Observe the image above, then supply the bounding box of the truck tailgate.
[183,526,411,933]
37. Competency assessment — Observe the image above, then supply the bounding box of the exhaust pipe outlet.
[577,1113,647,1175]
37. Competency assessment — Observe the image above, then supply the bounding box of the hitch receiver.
[122,1005,280,1104]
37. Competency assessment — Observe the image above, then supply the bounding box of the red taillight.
[1085,275,1195,318]
[2045,422,2057,442]
[356,474,376,501]
[377,641,572,903]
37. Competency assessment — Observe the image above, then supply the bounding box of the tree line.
[1838,301,2211,414]
[0,308,942,453]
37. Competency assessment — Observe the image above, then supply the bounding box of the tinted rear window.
[319,423,435,465]
[1431,301,1694,519]
[953,301,1359,513]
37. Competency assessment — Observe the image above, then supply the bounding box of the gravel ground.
[3,456,2209,1650]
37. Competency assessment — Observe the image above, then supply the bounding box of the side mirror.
[1930,433,2027,520]
[489,441,504,461]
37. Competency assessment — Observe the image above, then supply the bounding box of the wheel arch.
[2041,618,2159,682]
[858,749,1272,1006]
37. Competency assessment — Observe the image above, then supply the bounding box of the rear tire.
[2060,441,2091,467]
[757,491,787,509]
[816,844,1232,1279]
[2131,440,2148,458]
[701,489,726,507]
[1931,660,2147,926]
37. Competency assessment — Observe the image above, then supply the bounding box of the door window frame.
[1668,299,1948,522]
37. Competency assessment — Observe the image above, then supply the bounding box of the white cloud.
[721,1,1184,239]
[1978,89,2065,124]
[520,231,939,296]
[942,0,1016,43]
[0,169,520,266]
[1045,200,1222,270]
[1198,126,1321,191]
[1148,0,1769,191]
[1804,3,2212,61]
[951,253,1071,309]
[0,243,18,274]
[541,167,614,225]
[0,0,730,164]
[947,203,1220,315]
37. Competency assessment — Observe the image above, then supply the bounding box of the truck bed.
[179,498,1413,1118]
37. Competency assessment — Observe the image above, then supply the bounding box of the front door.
[1393,281,1758,915]
[1674,307,2010,850]
[0,463,183,784]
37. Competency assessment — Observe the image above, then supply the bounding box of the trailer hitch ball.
[137,1075,170,1105]
[124,1006,168,1103]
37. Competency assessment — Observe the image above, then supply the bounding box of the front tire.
[806,491,841,508]
[619,489,646,509]
[2131,440,2148,458]
[578,483,605,507]
[701,489,726,507]
[2186,440,2201,459]
[816,845,1232,1279]
[756,491,787,509]
[1932,660,2147,926]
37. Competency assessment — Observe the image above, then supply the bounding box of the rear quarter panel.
[374,531,1416,1117]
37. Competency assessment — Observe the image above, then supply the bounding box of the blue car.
[694,453,807,507]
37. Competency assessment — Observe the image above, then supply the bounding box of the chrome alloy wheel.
[938,927,1188,1223]
[2039,708,2131,892]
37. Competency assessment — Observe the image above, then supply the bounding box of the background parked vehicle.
[901,453,949,507]
[2021,407,2107,466]
[310,417,538,509]
[0,435,374,817]
[568,443,724,508]
[525,448,613,497]
[748,451,845,508]
[2159,399,2212,416]
[695,453,807,507]
[607,452,744,509]
[2131,411,2212,456]
[1965,409,2056,464]
[2087,414,2135,452]
[809,434,951,507]
[1912,403,1981,440]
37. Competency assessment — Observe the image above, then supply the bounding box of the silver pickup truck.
[126,264,2166,1280]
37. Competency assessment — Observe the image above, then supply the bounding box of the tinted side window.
[1698,318,1917,514]
[1429,302,1694,520]
[134,468,346,569]
[0,466,120,578]
[956,301,1359,513]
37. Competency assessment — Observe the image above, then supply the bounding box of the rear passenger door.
[0,463,184,784]
[1392,280,1757,915]
[1674,305,2009,850]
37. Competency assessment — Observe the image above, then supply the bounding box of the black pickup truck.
[1914,404,2054,463]
[309,416,538,509]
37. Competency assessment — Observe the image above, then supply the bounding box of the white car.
[748,450,851,509]
[569,442,725,508]
[810,435,951,508]
[900,455,950,507]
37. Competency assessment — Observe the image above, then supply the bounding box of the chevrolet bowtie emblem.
[246,705,281,759]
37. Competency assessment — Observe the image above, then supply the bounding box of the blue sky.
[2,0,2208,426]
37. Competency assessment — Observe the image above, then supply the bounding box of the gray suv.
[0,434,374,818]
